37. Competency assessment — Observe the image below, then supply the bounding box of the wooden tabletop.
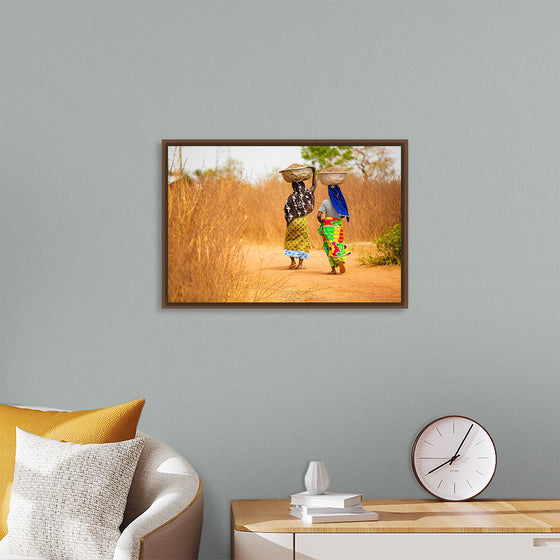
[231,499,560,533]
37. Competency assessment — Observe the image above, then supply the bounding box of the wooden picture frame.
[162,140,408,308]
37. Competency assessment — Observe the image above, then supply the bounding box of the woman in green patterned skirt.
[283,168,317,269]
[317,184,350,274]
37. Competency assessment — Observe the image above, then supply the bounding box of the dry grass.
[167,172,401,302]
[167,176,249,303]
[342,175,401,241]
[240,173,401,245]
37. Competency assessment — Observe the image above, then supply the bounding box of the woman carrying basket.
[317,167,350,274]
[280,164,317,270]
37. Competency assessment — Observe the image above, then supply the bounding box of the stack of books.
[289,491,378,524]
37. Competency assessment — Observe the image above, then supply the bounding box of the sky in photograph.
[168,145,401,182]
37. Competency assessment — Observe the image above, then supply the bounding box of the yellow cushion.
[0,398,145,538]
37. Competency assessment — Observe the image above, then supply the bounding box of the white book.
[292,504,365,515]
[290,491,363,508]
[290,506,378,524]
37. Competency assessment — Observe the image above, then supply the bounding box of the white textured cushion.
[3,428,144,560]
[0,554,44,559]
[0,555,44,559]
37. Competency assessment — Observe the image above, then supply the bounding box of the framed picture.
[162,140,408,308]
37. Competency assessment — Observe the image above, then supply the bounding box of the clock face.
[412,416,497,501]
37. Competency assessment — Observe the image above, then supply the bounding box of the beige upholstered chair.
[116,432,203,560]
[0,429,203,560]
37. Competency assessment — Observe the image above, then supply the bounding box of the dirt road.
[243,243,401,303]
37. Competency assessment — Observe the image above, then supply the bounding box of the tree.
[194,158,243,180]
[302,145,397,179]
[301,146,354,169]
[351,146,396,179]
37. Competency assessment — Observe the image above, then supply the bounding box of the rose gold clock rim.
[411,415,498,502]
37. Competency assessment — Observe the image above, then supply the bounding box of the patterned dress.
[318,217,348,267]
[284,216,311,259]
[284,182,315,259]
[318,187,350,268]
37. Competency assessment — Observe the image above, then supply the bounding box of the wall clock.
[411,415,497,501]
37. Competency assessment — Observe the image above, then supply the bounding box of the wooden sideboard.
[231,499,560,559]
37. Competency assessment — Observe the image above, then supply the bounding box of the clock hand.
[449,424,473,464]
[426,424,473,475]
[426,455,460,475]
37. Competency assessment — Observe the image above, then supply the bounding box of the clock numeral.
[474,440,485,446]
[466,479,472,489]
[423,440,435,446]
[435,427,443,438]
[437,479,443,489]
[475,470,485,476]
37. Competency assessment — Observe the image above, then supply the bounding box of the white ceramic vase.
[304,460,330,495]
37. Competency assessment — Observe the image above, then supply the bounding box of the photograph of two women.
[163,140,407,307]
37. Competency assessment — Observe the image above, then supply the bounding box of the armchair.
[117,432,203,560]
[0,430,203,560]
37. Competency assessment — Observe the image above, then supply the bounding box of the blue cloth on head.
[328,185,350,221]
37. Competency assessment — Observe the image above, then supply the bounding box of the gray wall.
[1,1,558,558]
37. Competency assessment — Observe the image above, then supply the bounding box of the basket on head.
[279,163,314,183]
[317,167,348,185]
